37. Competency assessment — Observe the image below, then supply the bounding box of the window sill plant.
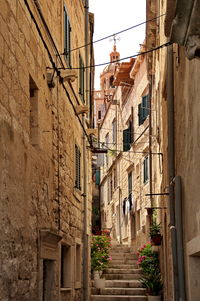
[149,220,162,246]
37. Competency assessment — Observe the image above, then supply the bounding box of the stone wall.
[0,1,93,300]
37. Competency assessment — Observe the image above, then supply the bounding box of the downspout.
[149,74,153,221]
[174,176,186,301]
[82,114,89,301]
[167,43,179,301]
[83,1,89,301]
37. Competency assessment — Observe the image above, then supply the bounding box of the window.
[79,55,85,102]
[112,119,117,144]
[128,171,132,196]
[123,121,133,151]
[98,110,101,120]
[64,6,71,66]
[29,76,39,146]
[75,144,81,190]
[138,94,149,125]
[43,260,55,301]
[60,244,72,288]
[75,243,81,287]
[143,156,149,183]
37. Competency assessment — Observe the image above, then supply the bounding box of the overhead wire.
[58,42,172,70]
[60,13,166,55]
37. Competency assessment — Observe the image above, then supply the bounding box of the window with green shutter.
[75,144,81,190]
[138,95,149,126]
[143,156,149,183]
[64,6,71,66]
[123,121,133,152]
[79,55,85,102]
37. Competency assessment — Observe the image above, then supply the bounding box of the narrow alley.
[0,0,200,301]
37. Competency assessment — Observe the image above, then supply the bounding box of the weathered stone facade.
[95,46,152,251]
[0,0,94,300]
[146,0,200,300]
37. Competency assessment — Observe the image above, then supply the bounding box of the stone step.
[111,254,137,259]
[104,273,142,280]
[91,295,147,301]
[108,264,138,269]
[96,288,146,295]
[111,257,137,264]
[105,280,142,288]
[105,268,142,274]
[110,247,131,253]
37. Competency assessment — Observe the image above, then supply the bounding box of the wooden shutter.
[79,55,85,101]
[143,156,149,183]
[75,145,81,189]
[138,103,143,126]
[64,7,71,66]
[123,128,131,151]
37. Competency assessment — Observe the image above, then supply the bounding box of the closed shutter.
[79,55,85,102]
[75,145,81,190]
[138,103,143,126]
[142,95,149,119]
[143,156,149,183]
[64,7,71,66]
[95,170,100,185]
[123,128,131,151]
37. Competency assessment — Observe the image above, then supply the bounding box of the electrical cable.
[60,13,166,55]
[98,140,162,155]
[57,42,172,70]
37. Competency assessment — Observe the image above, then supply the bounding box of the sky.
[89,0,146,90]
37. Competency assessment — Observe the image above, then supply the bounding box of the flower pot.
[148,296,161,301]
[151,234,162,246]
[94,277,105,289]
[93,270,102,280]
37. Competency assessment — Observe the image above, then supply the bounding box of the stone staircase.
[91,244,147,301]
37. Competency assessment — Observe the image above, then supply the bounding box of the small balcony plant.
[137,242,163,300]
[149,220,162,246]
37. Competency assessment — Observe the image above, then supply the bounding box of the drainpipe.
[85,0,89,108]
[148,74,153,223]
[82,115,89,301]
[174,176,186,301]
[167,43,179,301]
[118,186,122,244]
[83,2,89,301]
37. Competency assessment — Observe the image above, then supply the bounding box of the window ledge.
[60,288,72,292]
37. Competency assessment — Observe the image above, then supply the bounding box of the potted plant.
[91,235,112,289]
[149,220,162,246]
[137,242,163,300]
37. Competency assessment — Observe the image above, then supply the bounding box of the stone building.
[95,45,154,251]
[0,1,94,301]
[146,0,200,300]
